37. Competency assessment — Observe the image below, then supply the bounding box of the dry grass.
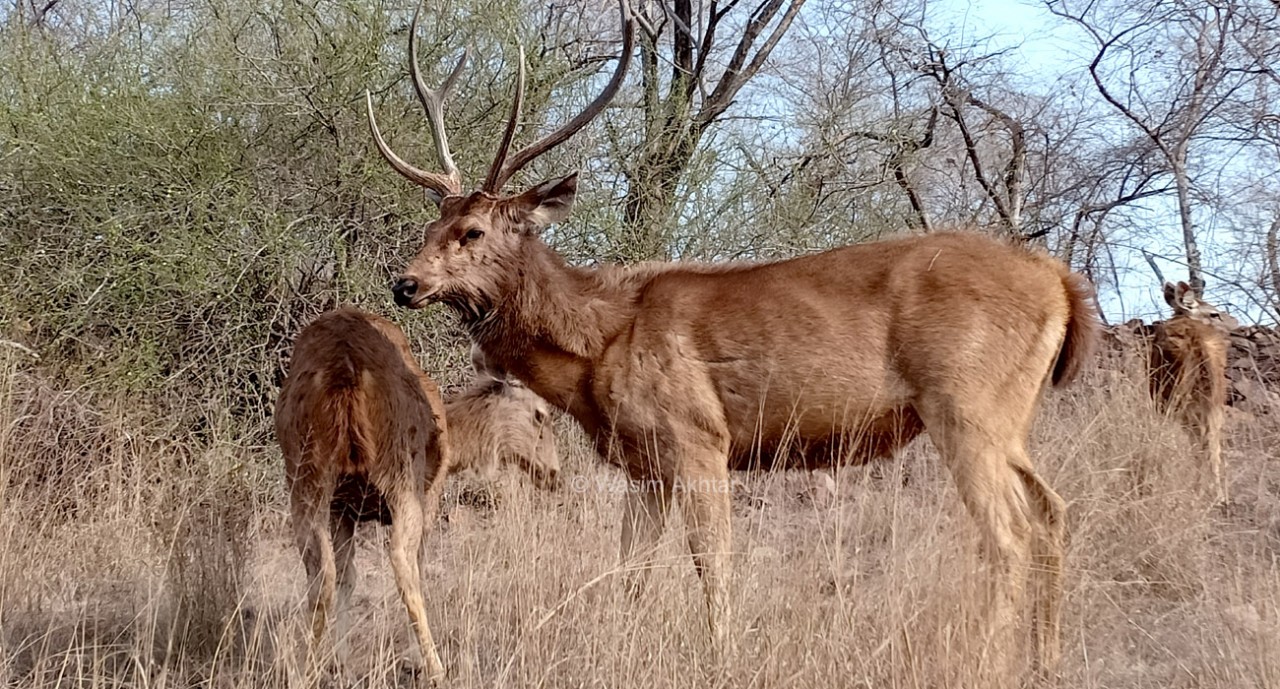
[1,347,1278,688]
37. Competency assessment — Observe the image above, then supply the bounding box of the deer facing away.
[364,1,1099,680]
[1146,280,1237,501]
[274,307,558,681]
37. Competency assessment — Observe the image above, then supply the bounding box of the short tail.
[1052,271,1102,386]
[316,362,377,474]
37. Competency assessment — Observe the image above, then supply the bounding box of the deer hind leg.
[291,481,338,670]
[1196,405,1227,503]
[1011,461,1066,680]
[331,511,358,669]
[1209,409,1226,503]
[386,485,445,684]
[619,476,671,600]
[926,420,1036,685]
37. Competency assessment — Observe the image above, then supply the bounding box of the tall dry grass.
[1,345,1277,688]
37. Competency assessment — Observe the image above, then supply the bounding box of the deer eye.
[534,410,547,424]
[459,228,484,246]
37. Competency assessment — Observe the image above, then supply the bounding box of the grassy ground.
[1,347,1277,688]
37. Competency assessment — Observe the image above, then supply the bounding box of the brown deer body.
[364,2,1097,679]
[274,307,558,681]
[1147,281,1236,501]
[408,224,1094,678]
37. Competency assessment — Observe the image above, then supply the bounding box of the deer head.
[1163,281,1240,331]
[366,2,634,317]
[447,344,560,489]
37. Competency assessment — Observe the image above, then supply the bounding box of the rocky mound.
[1223,325,1280,413]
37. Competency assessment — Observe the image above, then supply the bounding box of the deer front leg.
[619,477,670,599]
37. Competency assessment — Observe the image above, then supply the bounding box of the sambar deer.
[1146,281,1237,502]
[365,1,1098,679]
[447,344,559,491]
[274,307,558,682]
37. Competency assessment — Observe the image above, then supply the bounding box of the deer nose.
[391,278,419,307]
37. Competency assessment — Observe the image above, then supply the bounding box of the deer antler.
[366,5,466,200]
[483,44,526,192]
[482,0,635,193]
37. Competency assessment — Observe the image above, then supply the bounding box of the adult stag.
[275,308,559,683]
[366,1,1098,680]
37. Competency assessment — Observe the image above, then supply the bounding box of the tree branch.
[966,93,1026,233]
[942,84,1011,229]
[697,0,805,126]
[852,107,939,232]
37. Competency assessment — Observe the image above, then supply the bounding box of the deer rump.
[276,310,444,526]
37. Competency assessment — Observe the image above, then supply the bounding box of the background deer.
[274,307,558,682]
[365,2,1098,681]
[1146,281,1238,501]
[447,344,559,491]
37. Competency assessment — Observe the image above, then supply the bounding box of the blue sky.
[923,0,1266,324]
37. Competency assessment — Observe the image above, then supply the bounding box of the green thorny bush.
[0,0,891,446]
[0,0,621,438]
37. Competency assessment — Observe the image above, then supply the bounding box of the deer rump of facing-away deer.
[274,307,558,682]
[1145,281,1237,502]
[365,1,1099,680]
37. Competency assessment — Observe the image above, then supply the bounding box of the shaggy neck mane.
[464,239,640,365]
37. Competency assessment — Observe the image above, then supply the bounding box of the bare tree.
[1047,0,1264,294]
[911,46,1031,238]
[850,107,939,231]
[619,0,806,259]
[1059,139,1169,275]
[778,2,1072,244]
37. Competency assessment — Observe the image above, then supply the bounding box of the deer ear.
[425,188,445,208]
[513,172,578,232]
[1175,281,1198,308]
[1162,282,1177,307]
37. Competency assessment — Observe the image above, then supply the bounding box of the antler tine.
[366,91,461,199]
[409,5,466,190]
[485,0,635,192]
[483,44,526,192]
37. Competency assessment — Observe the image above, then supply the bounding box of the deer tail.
[317,359,377,472]
[1052,271,1102,387]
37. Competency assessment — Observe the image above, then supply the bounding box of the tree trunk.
[621,132,699,260]
[1171,149,1204,294]
[616,0,805,259]
[1267,215,1280,320]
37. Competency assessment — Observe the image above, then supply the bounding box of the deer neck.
[464,241,634,418]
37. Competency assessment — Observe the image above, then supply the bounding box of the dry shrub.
[0,353,261,686]
[155,461,254,665]
[1,346,1278,688]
